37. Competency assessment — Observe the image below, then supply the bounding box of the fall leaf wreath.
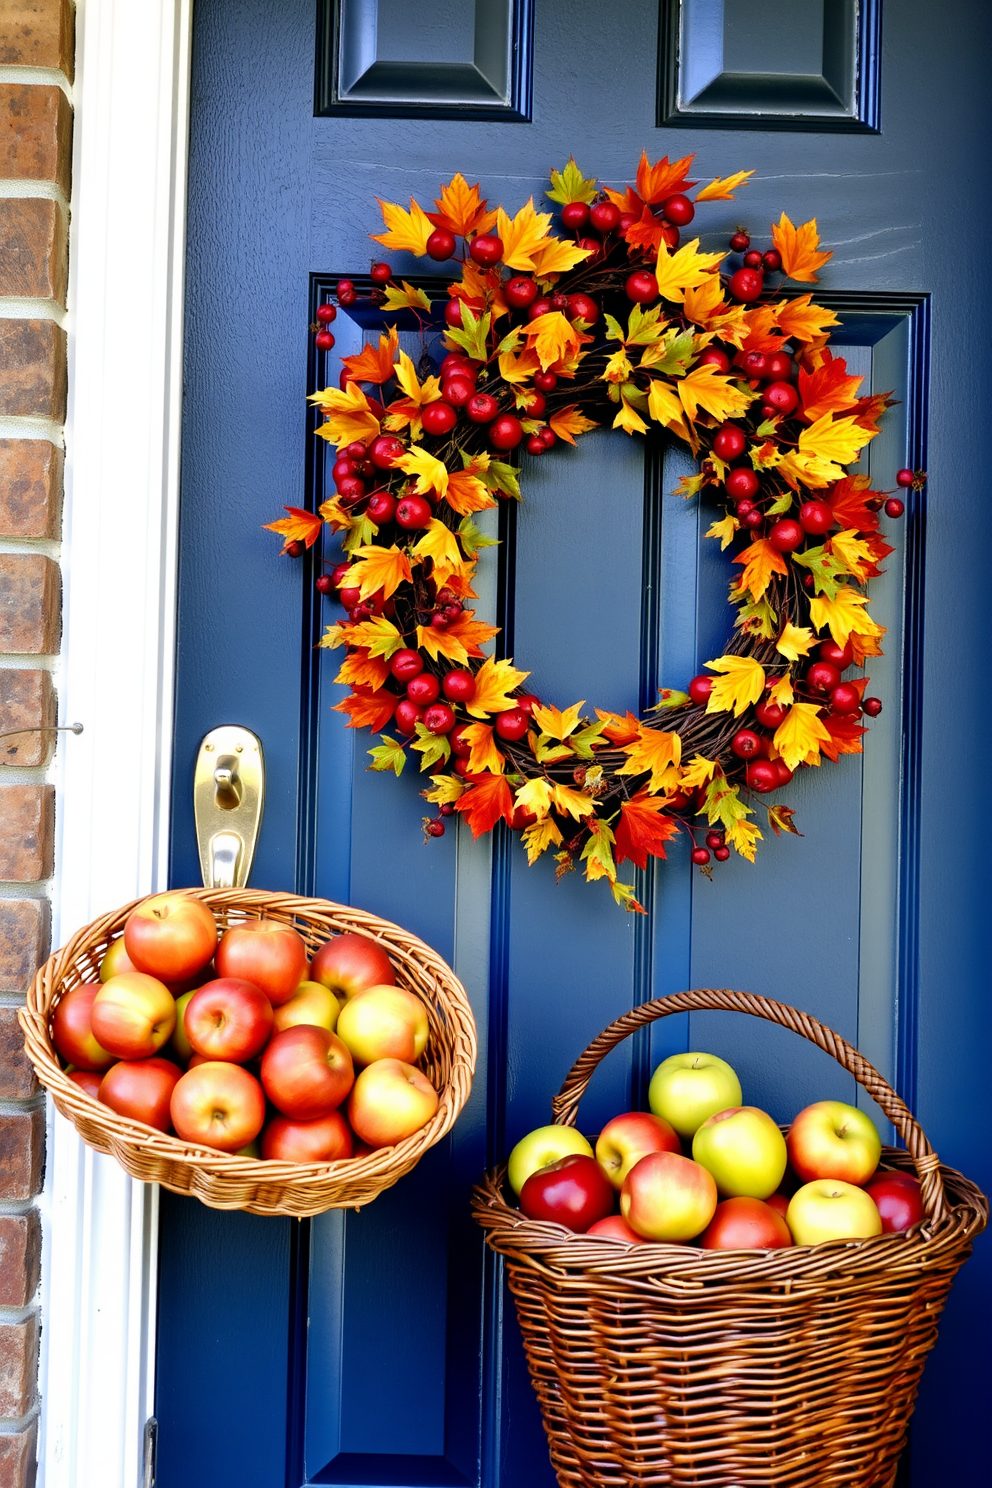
[268,154,919,914]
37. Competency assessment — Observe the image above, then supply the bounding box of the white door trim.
[40,2,192,1484]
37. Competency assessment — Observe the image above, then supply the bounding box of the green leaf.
[569,721,608,759]
[792,543,847,598]
[495,326,523,357]
[625,304,667,347]
[650,688,690,710]
[533,737,574,764]
[766,491,794,516]
[546,157,598,206]
[733,594,778,638]
[481,459,521,501]
[444,303,490,362]
[367,736,407,777]
[756,418,779,437]
[342,513,379,556]
[604,313,626,343]
[409,723,452,772]
[457,515,499,558]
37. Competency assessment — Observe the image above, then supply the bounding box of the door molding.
[41,2,192,1484]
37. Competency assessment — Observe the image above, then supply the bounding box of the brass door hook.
[193,726,265,888]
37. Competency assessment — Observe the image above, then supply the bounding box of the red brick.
[0,555,61,654]
[0,84,71,192]
[0,1419,36,1488]
[0,901,48,994]
[0,785,54,881]
[0,1108,43,1200]
[0,0,73,75]
[0,672,56,767]
[0,1315,37,1418]
[0,199,67,302]
[0,1009,37,1100]
[0,441,62,539]
[0,1212,40,1309]
[0,322,67,421]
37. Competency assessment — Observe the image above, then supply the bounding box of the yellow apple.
[272,980,341,1034]
[648,1052,742,1138]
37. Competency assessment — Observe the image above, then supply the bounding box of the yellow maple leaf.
[773,702,832,770]
[775,623,815,661]
[313,382,381,449]
[461,722,505,775]
[732,538,788,601]
[694,169,755,202]
[830,528,875,582]
[704,655,766,716]
[706,513,739,551]
[750,440,783,472]
[347,544,413,602]
[495,198,553,271]
[465,656,529,719]
[380,281,432,315]
[551,782,596,821]
[548,406,598,445]
[775,294,840,345]
[532,700,585,740]
[498,346,541,384]
[769,676,795,707]
[679,755,717,791]
[646,378,683,429]
[654,238,725,305]
[809,586,885,649]
[514,777,554,821]
[521,817,562,864]
[604,349,634,384]
[771,214,832,283]
[332,615,403,658]
[682,277,749,344]
[410,519,464,587]
[613,392,649,435]
[530,236,593,279]
[395,444,449,499]
[799,412,876,469]
[393,350,441,407]
[372,196,434,256]
[727,817,762,861]
[423,773,467,806]
[522,310,588,371]
[432,173,497,238]
[678,363,755,423]
[263,507,323,551]
[617,725,682,792]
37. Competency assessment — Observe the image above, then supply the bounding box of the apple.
[787,1100,882,1186]
[123,892,217,981]
[347,1059,438,1148]
[595,1110,680,1189]
[90,973,176,1059]
[766,1192,791,1220]
[170,1061,266,1151]
[260,1025,354,1119]
[507,1125,594,1196]
[99,1057,182,1132]
[273,980,341,1034]
[586,1214,648,1244]
[52,985,115,1071]
[787,1179,882,1245]
[98,937,138,981]
[648,1052,742,1138]
[170,989,197,1062]
[865,1171,925,1234]
[700,1196,793,1250]
[215,918,308,1006]
[621,1152,718,1242]
[335,985,428,1066]
[261,1110,354,1163]
[183,978,274,1062]
[519,1155,614,1232]
[66,1068,104,1099]
[692,1106,788,1199]
[310,932,395,999]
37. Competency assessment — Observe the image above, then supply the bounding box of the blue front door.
[157,2,990,1483]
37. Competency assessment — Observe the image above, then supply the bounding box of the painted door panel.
[158,1,991,1484]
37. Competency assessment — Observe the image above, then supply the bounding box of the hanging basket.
[472,989,986,1488]
[20,887,477,1218]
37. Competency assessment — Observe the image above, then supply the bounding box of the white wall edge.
[38,2,192,1485]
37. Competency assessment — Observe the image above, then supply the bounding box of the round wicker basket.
[20,887,477,1218]
[472,989,987,1488]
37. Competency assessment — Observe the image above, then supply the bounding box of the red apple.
[123,892,217,981]
[99,1057,182,1132]
[865,1171,925,1233]
[347,1058,438,1148]
[214,918,308,1006]
[272,980,341,1034]
[98,937,139,981]
[506,1125,595,1195]
[52,984,116,1071]
[261,1110,353,1163]
[170,1061,266,1151]
[620,1151,718,1242]
[310,932,395,999]
[90,973,176,1059]
[335,985,428,1066]
[766,1192,791,1219]
[700,1196,793,1250]
[595,1110,680,1189]
[183,978,274,1062]
[519,1154,614,1232]
[586,1214,648,1244]
[787,1100,882,1186]
[260,1025,354,1119]
[66,1068,104,1099]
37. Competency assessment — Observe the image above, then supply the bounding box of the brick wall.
[0,2,74,1481]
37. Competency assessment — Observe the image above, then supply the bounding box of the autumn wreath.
[268,154,916,913]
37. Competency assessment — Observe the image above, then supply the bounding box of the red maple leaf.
[453,774,514,838]
[332,687,397,733]
[820,714,867,762]
[615,791,679,869]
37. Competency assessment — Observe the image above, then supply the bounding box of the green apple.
[507,1125,593,1196]
[648,1052,742,1138]
[691,1105,788,1199]
[787,1179,882,1245]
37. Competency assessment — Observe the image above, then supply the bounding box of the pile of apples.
[507,1052,925,1248]
[51,892,439,1161]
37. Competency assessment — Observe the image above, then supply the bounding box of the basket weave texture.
[20,888,477,1218]
[472,989,986,1488]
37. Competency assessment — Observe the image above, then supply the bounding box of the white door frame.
[41,2,192,1484]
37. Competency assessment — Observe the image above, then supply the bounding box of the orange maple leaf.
[263,507,323,552]
[348,544,413,602]
[548,406,598,445]
[623,203,668,252]
[820,714,867,762]
[416,610,499,665]
[429,173,497,238]
[333,687,396,733]
[775,294,840,345]
[372,196,433,256]
[771,214,832,283]
[850,390,893,435]
[445,467,497,515]
[733,537,788,601]
[617,725,682,792]
[341,328,400,386]
[825,475,880,534]
[861,531,895,579]
[453,773,514,837]
[595,709,642,746]
[615,791,679,869]
[739,303,787,355]
[450,259,508,318]
[461,723,505,776]
[798,351,863,423]
[334,648,391,691]
[635,150,696,205]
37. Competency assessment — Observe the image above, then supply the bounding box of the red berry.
[766,351,794,381]
[369,262,392,284]
[520,391,546,417]
[339,586,361,609]
[731,729,761,759]
[806,661,841,694]
[567,293,599,325]
[762,249,782,272]
[440,353,473,379]
[705,830,724,849]
[430,613,449,630]
[444,298,466,328]
[659,223,680,249]
[768,518,804,553]
[830,683,862,714]
[863,696,883,717]
[744,249,765,270]
[442,669,475,702]
[394,700,423,736]
[336,279,354,297]
[442,373,475,408]
[884,497,905,518]
[713,423,746,461]
[449,724,473,758]
[740,350,769,380]
[367,492,396,524]
[896,468,914,487]
[316,303,337,324]
[315,574,334,595]
[439,802,455,817]
[421,401,457,436]
[527,297,553,321]
[577,235,602,259]
[764,380,799,416]
[442,603,462,621]
[534,371,557,392]
[505,276,538,309]
[772,760,793,786]
[453,756,472,777]
[541,428,556,449]
[516,693,540,715]
[714,845,731,862]
[729,267,764,302]
[332,457,356,483]
[560,202,590,231]
[426,228,456,261]
[396,495,432,530]
[490,414,524,450]
[315,330,335,351]
[819,639,854,669]
[691,847,711,866]
[549,293,569,314]
[697,348,732,375]
[729,231,750,252]
[337,288,357,307]
[466,393,499,424]
[330,562,351,588]
[662,193,694,227]
[799,500,833,535]
[688,675,713,706]
[746,759,778,793]
[336,475,365,502]
[469,233,503,266]
[742,509,763,530]
[369,435,404,469]
[423,702,455,735]
[390,649,423,683]
[425,819,445,837]
[494,708,529,741]
[525,435,546,455]
[725,468,760,502]
[755,699,787,729]
[625,270,659,305]
[589,200,621,234]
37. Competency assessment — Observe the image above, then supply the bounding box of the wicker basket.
[472,989,986,1488]
[20,887,477,1218]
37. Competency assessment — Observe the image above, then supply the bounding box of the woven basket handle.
[550,989,946,1222]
